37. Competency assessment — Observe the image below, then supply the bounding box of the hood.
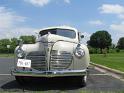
[37,33,78,43]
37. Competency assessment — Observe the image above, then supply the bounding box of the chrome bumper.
[11,69,87,77]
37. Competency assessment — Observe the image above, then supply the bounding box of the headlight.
[15,48,25,58]
[74,47,85,58]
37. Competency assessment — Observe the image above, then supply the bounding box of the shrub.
[116,48,120,52]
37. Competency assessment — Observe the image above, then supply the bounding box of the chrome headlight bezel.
[15,48,25,58]
[74,47,85,58]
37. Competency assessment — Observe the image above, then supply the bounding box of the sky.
[0,0,124,44]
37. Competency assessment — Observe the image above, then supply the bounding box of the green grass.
[90,52,124,72]
[0,53,14,57]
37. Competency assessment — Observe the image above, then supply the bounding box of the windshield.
[39,29,76,38]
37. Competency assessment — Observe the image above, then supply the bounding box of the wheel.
[78,75,87,87]
[15,76,25,85]
[82,75,87,86]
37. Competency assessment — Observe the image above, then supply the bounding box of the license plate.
[17,59,31,68]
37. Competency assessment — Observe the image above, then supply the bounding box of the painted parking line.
[0,74,11,76]
[89,74,110,76]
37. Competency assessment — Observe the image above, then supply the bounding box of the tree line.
[87,30,124,54]
[0,31,124,54]
[0,35,36,53]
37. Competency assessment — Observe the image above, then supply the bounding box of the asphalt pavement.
[0,58,124,93]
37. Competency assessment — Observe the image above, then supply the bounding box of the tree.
[10,38,18,53]
[88,30,112,53]
[117,37,124,49]
[0,35,36,53]
[0,39,11,53]
[111,43,116,49]
[19,35,36,44]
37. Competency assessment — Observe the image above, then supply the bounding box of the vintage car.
[11,26,90,86]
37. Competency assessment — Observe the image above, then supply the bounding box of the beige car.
[11,26,90,86]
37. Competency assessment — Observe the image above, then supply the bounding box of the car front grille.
[26,51,47,71]
[26,50,73,71]
[50,50,73,70]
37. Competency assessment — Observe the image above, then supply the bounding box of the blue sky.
[0,0,124,44]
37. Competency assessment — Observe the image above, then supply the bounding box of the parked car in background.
[11,26,90,86]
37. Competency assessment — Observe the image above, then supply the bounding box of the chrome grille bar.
[26,51,47,71]
[50,50,72,70]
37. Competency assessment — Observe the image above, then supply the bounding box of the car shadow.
[1,77,85,91]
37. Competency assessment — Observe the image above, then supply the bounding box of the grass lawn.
[0,53,14,57]
[90,52,124,72]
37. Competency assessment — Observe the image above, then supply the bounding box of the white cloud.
[0,27,36,39]
[109,22,124,44]
[10,27,37,38]
[89,20,104,26]
[99,4,124,14]
[99,4,124,19]
[24,0,71,7]
[110,23,124,33]
[0,6,37,39]
[0,7,25,29]
[64,0,70,4]
[118,14,124,19]
[24,0,50,7]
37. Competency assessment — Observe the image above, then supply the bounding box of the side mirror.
[79,32,84,39]
[81,35,84,38]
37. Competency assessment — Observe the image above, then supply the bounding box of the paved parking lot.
[0,58,124,92]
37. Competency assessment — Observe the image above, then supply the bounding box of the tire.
[82,75,87,86]
[15,76,25,85]
[78,75,87,87]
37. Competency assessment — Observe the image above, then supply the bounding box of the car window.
[39,29,76,38]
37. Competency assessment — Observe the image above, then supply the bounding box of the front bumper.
[11,69,87,77]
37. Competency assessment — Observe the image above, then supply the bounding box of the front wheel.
[15,76,25,85]
[78,75,87,87]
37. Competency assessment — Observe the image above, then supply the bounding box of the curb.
[90,62,124,80]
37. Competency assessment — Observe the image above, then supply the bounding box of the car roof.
[39,26,78,33]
